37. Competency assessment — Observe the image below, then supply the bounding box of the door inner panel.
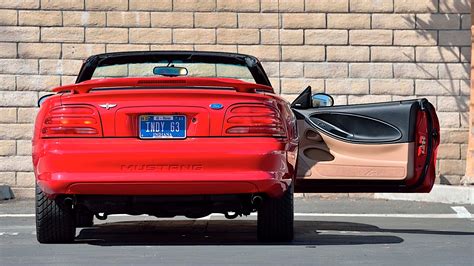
[292,96,439,193]
[296,120,415,181]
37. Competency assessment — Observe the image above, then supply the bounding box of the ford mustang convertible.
[33,51,439,243]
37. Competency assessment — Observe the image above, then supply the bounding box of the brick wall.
[465,6,474,185]
[0,0,471,190]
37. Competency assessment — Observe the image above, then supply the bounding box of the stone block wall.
[0,0,471,189]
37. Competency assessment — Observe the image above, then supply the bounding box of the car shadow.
[75,219,474,246]
[74,219,408,246]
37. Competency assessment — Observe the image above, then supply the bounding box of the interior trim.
[308,112,403,143]
[296,120,415,181]
[293,99,419,144]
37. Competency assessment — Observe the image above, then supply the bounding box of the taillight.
[223,104,286,137]
[41,105,102,138]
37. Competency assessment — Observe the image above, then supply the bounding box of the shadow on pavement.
[75,220,407,246]
[314,221,474,236]
[75,219,474,246]
[76,219,474,246]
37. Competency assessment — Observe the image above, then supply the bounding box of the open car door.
[292,87,440,193]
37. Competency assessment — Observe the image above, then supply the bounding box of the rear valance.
[52,77,274,94]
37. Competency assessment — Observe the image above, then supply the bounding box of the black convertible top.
[75,51,272,86]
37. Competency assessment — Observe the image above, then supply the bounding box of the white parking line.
[0,214,34,217]
[0,225,34,229]
[0,212,470,219]
[191,213,465,219]
[450,206,472,219]
[0,232,19,236]
[294,213,461,218]
[196,214,212,220]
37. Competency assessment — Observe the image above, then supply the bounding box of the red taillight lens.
[226,126,285,135]
[49,106,94,115]
[230,106,276,114]
[223,104,286,137]
[42,127,98,135]
[44,117,97,125]
[226,116,280,125]
[41,105,102,138]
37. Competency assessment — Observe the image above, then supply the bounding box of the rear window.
[92,62,255,83]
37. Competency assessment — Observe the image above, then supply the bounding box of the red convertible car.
[33,51,439,243]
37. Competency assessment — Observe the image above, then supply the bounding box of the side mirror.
[312,93,334,107]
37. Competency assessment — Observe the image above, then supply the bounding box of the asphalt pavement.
[1,198,473,265]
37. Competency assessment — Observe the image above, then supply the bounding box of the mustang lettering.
[121,164,204,172]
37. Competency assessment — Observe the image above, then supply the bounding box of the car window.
[92,62,255,83]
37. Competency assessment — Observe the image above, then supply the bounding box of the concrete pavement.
[1,198,473,265]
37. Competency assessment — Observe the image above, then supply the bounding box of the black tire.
[257,184,294,242]
[75,209,94,227]
[35,185,76,243]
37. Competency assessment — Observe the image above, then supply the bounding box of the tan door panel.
[297,120,415,181]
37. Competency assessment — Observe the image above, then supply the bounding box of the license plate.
[139,115,186,139]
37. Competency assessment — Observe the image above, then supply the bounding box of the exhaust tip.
[251,195,263,207]
[63,197,73,207]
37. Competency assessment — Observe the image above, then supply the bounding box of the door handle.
[309,118,354,139]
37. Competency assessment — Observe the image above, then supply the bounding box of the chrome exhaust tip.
[63,197,73,207]
[251,195,263,207]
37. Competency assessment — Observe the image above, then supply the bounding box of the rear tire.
[257,184,294,242]
[35,184,76,243]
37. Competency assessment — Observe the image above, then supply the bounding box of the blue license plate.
[139,115,186,139]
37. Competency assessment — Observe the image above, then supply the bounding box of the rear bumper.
[33,137,297,198]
